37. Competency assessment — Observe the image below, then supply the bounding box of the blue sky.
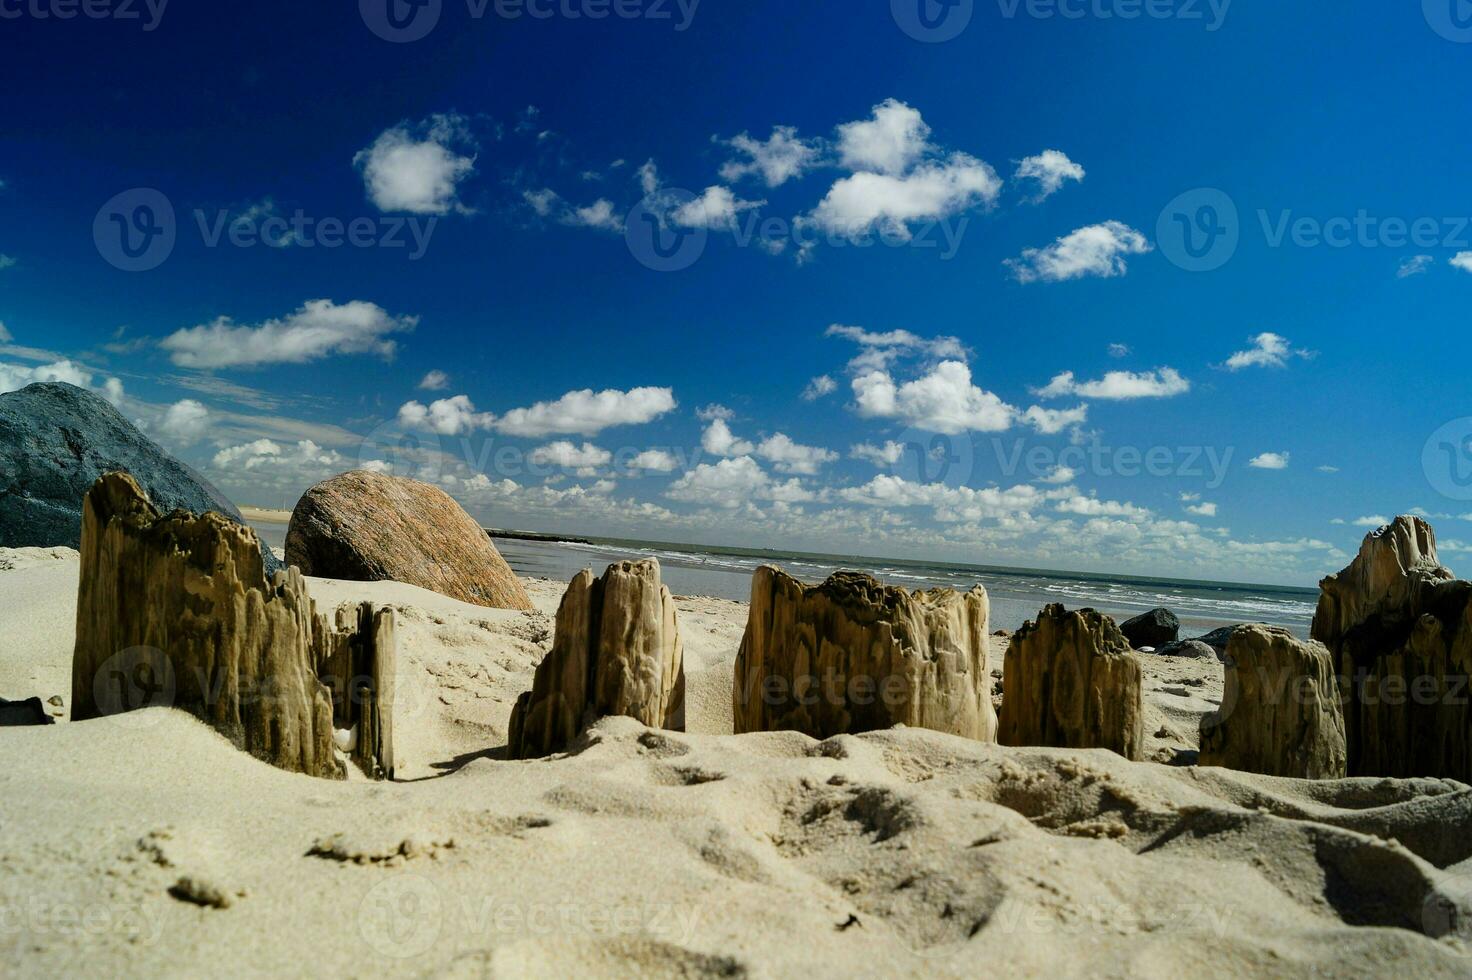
[2,0,1471,585]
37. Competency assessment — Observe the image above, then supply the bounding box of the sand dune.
[3,550,1471,976]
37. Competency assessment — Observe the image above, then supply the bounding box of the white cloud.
[701,417,755,457]
[1398,255,1433,278]
[418,370,450,391]
[210,439,346,487]
[524,188,559,217]
[1317,465,1340,474]
[826,324,967,374]
[0,358,96,393]
[1040,465,1077,485]
[1014,150,1085,201]
[666,456,802,510]
[851,441,906,467]
[1451,253,1472,274]
[718,126,820,187]
[1108,343,1130,358]
[159,399,210,446]
[529,441,612,475]
[0,254,15,272]
[840,475,1044,524]
[563,198,623,232]
[1223,332,1313,371]
[1006,221,1152,284]
[802,375,837,401]
[671,186,764,230]
[0,322,10,342]
[495,385,676,437]
[628,449,678,473]
[1035,367,1190,400]
[836,99,931,176]
[853,360,1016,435]
[637,159,661,196]
[807,154,1001,240]
[354,113,477,215]
[696,403,735,422]
[1184,501,1218,517]
[1353,515,1390,527]
[161,299,417,369]
[1249,452,1291,470]
[397,395,494,435]
[1021,404,1088,435]
[101,377,125,406]
[753,433,838,475]
[1054,494,1151,519]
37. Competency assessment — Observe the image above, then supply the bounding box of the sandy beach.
[3,547,1470,977]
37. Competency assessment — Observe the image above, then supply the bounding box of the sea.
[247,520,1316,639]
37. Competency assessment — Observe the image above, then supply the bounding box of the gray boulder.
[0,382,278,574]
[1119,607,1179,649]
[1157,639,1221,660]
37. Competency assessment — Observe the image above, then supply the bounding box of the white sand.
[2,550,1470,977]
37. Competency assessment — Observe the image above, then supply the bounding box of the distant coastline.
[486,528,594,545]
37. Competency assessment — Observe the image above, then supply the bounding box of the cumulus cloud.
[826,323,967,374]
[159,399,210,446]
[397,395,494,435]
[161,299,417,370]
[628,449,678,473]
[851,441,906,467]
[840,475,1043,524]
[701,417,755,457]
[1451,253,1472,274]
[752,433,838,475]
[666,455,815,511]
[1021,404,1089,435]
[718,126,820,187]
[562,198,623,232]
[835,99,931,176]
[1040,465,1077,485]
[852,360,1016,435]
[1184,500,1218,517]
[418,370,450,391]
[1353,514,1390,527]
[0,358,95,393]
[671,186,764,230]
[1034,368,1190,400]
[495,385,676,437]
[1014,150,1085,201]
[802,375,837,401]
[1005,221,1152,283]
[1108,343,1130,358]
[1054,494,1151,519]
[529,440,612,476]
[1222,332,1313,371]
[523,188,559,217]
[354,113,477,215]
[1249,452,1291,470]
[807,154,1001,240]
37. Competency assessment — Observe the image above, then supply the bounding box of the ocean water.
[492,536,1317,640]
[248,518,1316,639]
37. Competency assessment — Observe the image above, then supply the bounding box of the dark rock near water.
[1119,607,1179,649]
[1157,639,1221,660]
[0,696,55,726]
[0,382,278,574]
[1195,626,1240,653]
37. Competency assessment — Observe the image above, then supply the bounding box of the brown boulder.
[286,470,531,611]
[997,604,1144,759]
[732,566,996,741]
[508,559,684,758]
[1199,625,1347,779]
[1312,516,1472,780]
